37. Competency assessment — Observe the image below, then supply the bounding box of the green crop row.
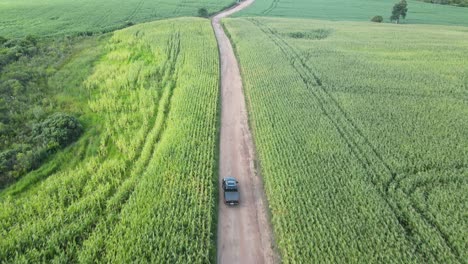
[0,18,219,263]
[224,17,468,263]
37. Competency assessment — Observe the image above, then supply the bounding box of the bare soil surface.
[213,1,278,264]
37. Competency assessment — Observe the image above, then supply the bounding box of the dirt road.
[212,1,278,264]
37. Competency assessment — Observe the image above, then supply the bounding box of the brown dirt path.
[212,1,278,264]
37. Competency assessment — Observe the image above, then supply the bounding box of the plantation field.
[0,18,220,263]
[224,17,468,262]
[0,0,234,37]
[235,0,468,26]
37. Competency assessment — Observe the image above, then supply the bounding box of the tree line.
[421,0,468,7]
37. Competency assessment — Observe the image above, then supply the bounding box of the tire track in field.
[0,33,183,262]
[262,0,279,15]
[256,19,462,261]
[397,169,467,263]
[248,18,422,256]
[126,0,146,22]
[76,32,182,262]
[92,2,113,29]
[248,18,463,262]
[74,33,182,259]
[212,1,279,263]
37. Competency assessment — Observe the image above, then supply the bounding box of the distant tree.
[198,8,209,18]
[371,15,384,23]
[391,0,408,24]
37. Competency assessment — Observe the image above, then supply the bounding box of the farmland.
[0,18,220,263]
[0,0,234,37]
[224,17,468,262]
[1,0,468,262]
[235,0,468,26]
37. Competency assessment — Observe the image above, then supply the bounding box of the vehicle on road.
[222,177,239,205]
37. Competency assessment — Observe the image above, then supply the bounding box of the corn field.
[0,0,235,37]
[0,18,219,263]
[224,17,468,263]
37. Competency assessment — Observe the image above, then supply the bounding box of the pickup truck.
[222,177,239,205]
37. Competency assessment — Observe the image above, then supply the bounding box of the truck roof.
[224,176,237,182]
[224,177,238,187]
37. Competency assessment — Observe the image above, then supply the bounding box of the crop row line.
[262,0,280,15]
[127,0,146,22]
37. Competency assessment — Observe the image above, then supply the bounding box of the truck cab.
[222,177,239,205]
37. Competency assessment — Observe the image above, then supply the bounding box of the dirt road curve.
[213,1,278,264]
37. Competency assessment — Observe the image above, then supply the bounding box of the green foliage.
[0,147,26,185]
[371,15,384,22]
[287,29,331,40]
[0,35,104,188]
[225,17,468,262]
[391,0,409,23]
[0,112,83,189]
[198,8,209,18]
[235,0,468,26]
[0,0,235,37]
[0,18,219,262]
[0,35,38,70]
[32,113,82,150]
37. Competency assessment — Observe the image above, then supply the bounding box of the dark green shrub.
[371,15,384,23]
[0,113,79,188]
[0,148,20,176]
[32,113,83,151]
[0,146,30,187]
[287,29,332,40]
[289,32,306,39]
[25,35,38,46]
[198,8,209,18]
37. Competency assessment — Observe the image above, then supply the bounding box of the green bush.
[371,15,384,23]
[0,148,20,187]
[198,8,209,18]
[0,35,38,68]
[287,29,332,40]
[32,113,83,151]
[0,145,50,188]
[0,113,82,188]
